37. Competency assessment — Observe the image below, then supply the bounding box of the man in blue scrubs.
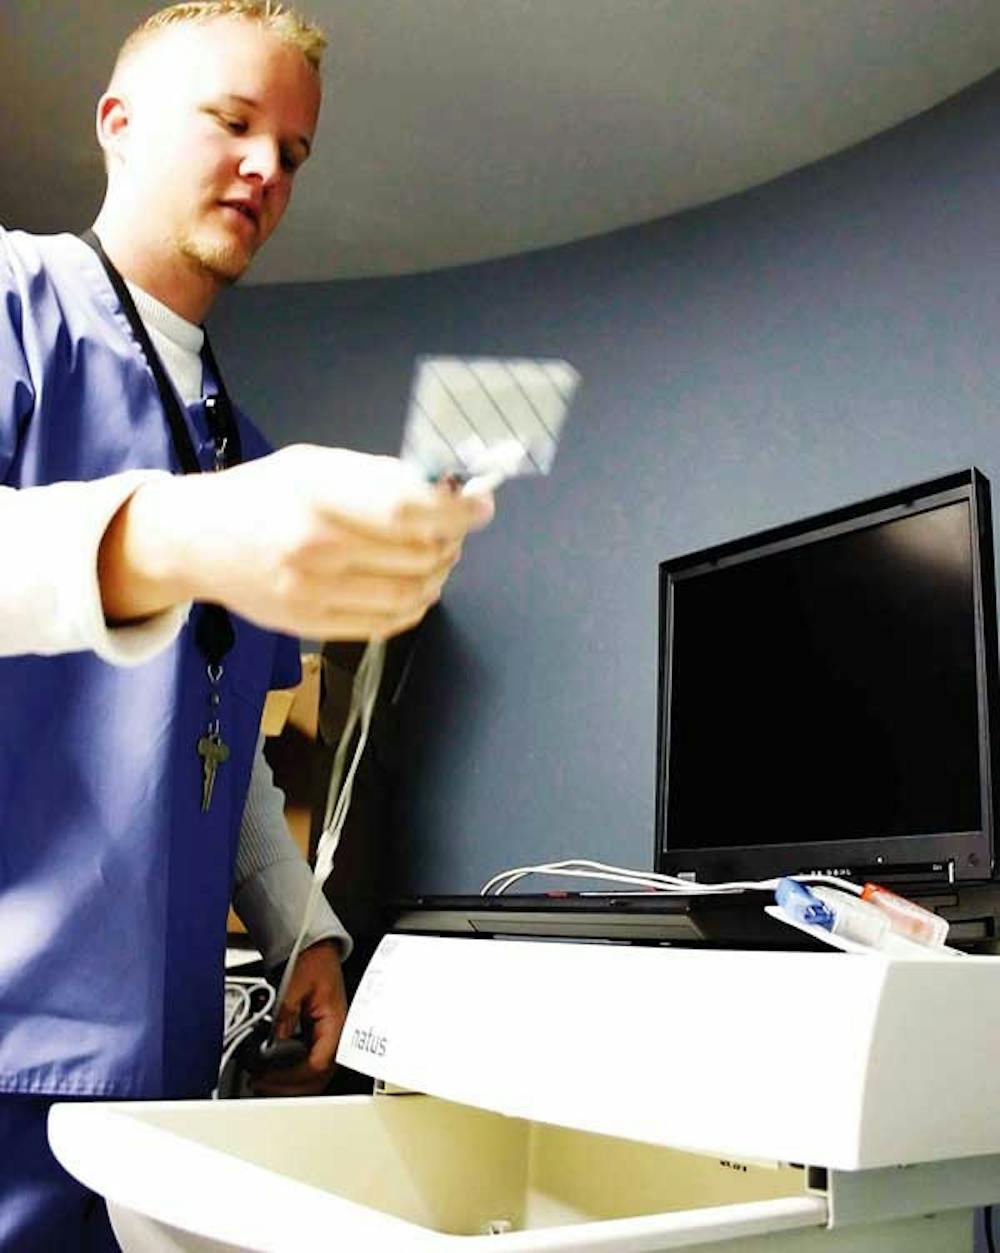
[0,3,494,1248]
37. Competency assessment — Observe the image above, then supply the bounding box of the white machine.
[49,934,1000,1250]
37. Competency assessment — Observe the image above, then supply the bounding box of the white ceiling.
[2,1,1000,283]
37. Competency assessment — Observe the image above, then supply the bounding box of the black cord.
[986,1204,997,1253]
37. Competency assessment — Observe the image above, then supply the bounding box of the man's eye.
[221,115,247,134]
[280,150,301,175]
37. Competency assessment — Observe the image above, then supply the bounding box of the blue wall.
[211,70,1000,894]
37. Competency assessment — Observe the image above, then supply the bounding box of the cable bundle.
[480,858,864,898]
[214,975,276,1098]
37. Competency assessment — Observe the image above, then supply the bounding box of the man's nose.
[239,136,283,187]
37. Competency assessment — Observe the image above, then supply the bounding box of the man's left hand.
[253,940,347,1096]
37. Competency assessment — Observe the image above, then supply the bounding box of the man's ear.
[95,92,131,164]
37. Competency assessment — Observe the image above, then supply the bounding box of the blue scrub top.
[0,229,301,1099]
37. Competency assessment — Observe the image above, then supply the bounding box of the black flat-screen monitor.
[656,469,1000,886]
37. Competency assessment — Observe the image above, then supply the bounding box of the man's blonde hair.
[116,1,327,75]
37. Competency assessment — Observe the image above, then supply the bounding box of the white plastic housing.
[338,934,1000,1171]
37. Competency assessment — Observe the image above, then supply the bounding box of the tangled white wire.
[214,975,276,1099]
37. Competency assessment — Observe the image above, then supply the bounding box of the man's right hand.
[98,444,495,640]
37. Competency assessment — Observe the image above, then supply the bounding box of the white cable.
[266,639,386,1047]
[480,860,864,898]
[214,975,276,1099]
[481,858,726,895]
[222,975,275,1042]
[483,860,721,895]
[487,867,862,895]
[491,867,722,895]
[251,468,475,1047]
[216,1023,263,1095]
[223,982,251,1038]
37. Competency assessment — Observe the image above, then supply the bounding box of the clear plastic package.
[810,886,890,950]
[861,883,950,948]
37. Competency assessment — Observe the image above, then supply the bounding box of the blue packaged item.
[775,878,835,931]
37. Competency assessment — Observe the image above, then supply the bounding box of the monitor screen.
[656,470,1000,885]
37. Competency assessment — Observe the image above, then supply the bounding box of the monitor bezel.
[655,468,1000,885]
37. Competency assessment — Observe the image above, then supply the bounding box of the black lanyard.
[80,229,238,667]
[80,229,242,474]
